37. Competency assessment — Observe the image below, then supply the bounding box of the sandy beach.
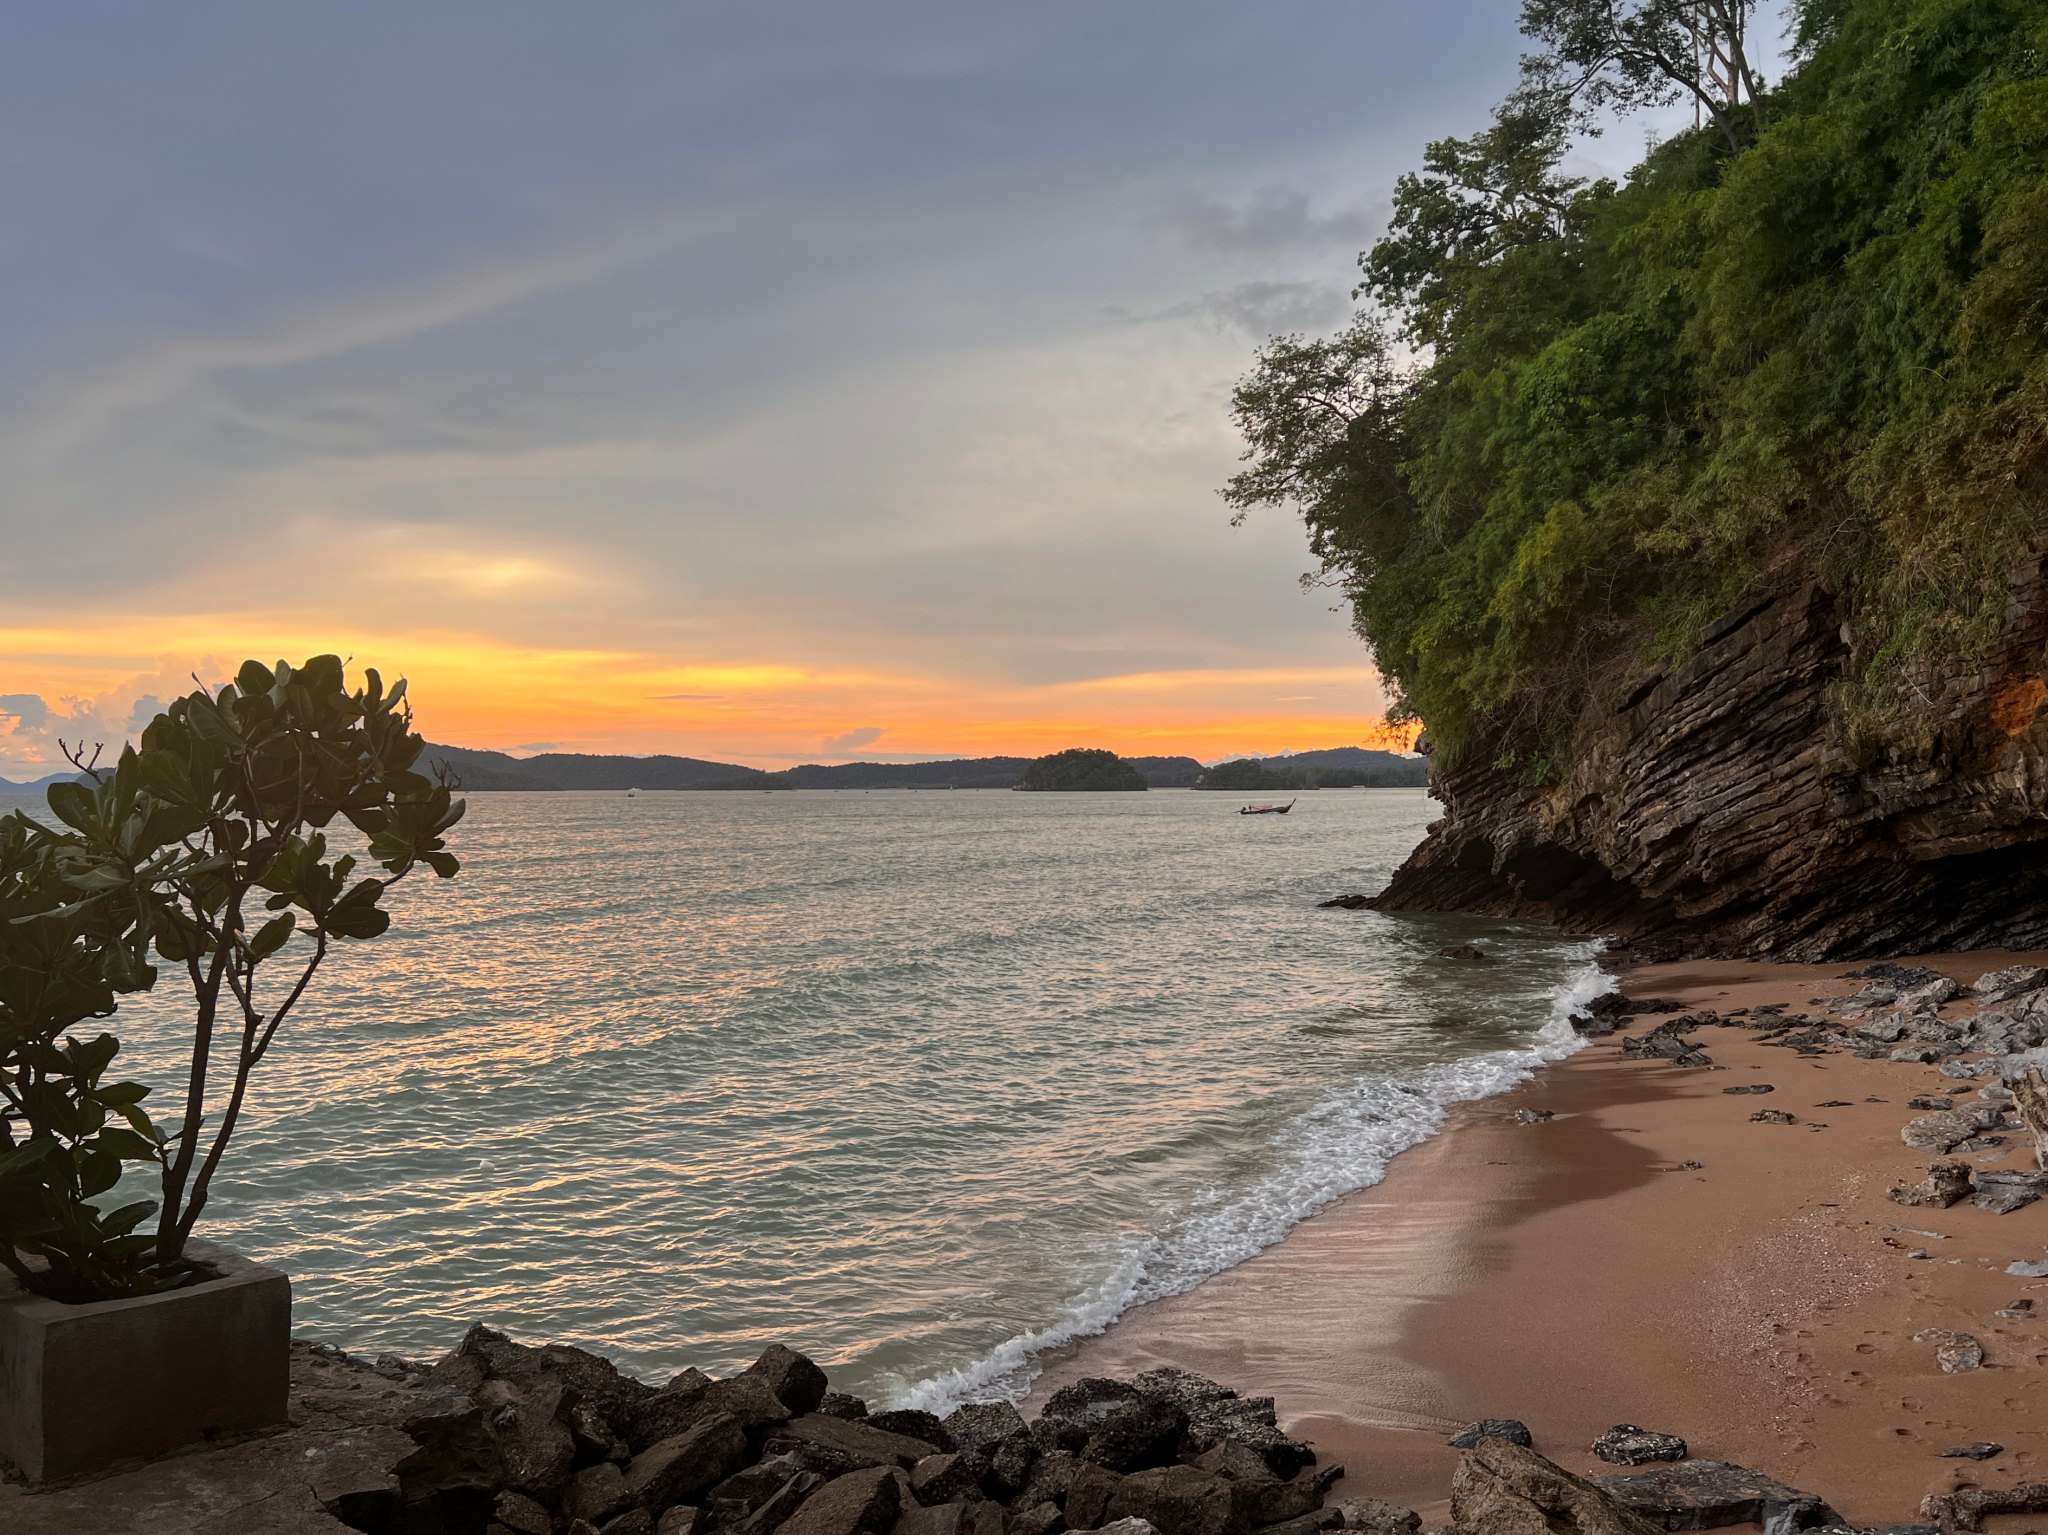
[1034,951,2048,1529]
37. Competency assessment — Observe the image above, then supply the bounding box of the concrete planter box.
[0,1238,290,1481]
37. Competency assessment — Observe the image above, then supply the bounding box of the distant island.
[0,742,1429,796]
[1014,748,1147,791]
[401,742,1428,792]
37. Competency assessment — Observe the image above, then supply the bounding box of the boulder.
[431,1324,657,1435]
[1037,1381,1149,1454]
[1239,1467,1343,1526]
[1749,1111,1797,1126]
[725,1472,827,1535]
[1514,1110,1555,1124]
[1938,1444,2004,1461]
[1448,1421,1533,1450]
[744,1347,830,1418]
[1191,1442,1277,1485]
[606,1514,659,1535]
[396,1396,509,1500]
[1919,1482,2048,1532]
[1972,1168,2048,1215]
[1130,1369,1313,1479]
[1011,1504,1068,1535]
[1068,1463,1128,1529]
[1910,1329,1984,1372]
[1590,1427,1687,1467]
[1082,1399,1190,1474]
[870,1412,957,1454]
[1332,1500,1421,1535]
[473,1377,580,1502]
[944,1402,1037,1497]
[1036,1379,1189,1471]
[1888,1162,1974,1208]
[1721,1086,1775,1097]
[1096,1523,1164,1535]
[779,1466,902,1535]
[661,1510,708,1535]
[1973,966,2048,1003]
[822,1395,872,1422]
[1589,1462,1838,1531]
[567,1462,636,1525]
[910,1453,987,1506]
[765,1415,945,1471]
[625,1414,751,1513]
[1449,1439,1662,1535]
[1190,1445,1336,1527]
[495,1490,555,1535]
[1019,1450,1084,1508]
[1103,1464,1247,1535]
[1901,1108,1999,1152]
[709,1455,820,1525]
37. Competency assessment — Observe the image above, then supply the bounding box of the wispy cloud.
[821,726,886,754]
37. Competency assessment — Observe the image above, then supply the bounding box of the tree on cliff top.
[1228,0,2048,767]
[1015,749,1148,792]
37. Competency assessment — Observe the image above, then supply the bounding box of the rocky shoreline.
[12,955,2048,1535]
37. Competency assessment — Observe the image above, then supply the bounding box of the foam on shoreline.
[896,946,1613,1413]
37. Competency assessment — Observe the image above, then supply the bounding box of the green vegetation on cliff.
[1227,0,2048,764]
[1014,748,1149,791]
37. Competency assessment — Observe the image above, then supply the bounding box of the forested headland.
[1229,0,2047,775]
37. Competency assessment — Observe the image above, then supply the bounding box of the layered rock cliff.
[1373,538,2048,960]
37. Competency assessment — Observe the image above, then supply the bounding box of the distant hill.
[421,745,782,791]
[0,771,86,793]
[422,745,1218,791]
[1197,748,1429,790]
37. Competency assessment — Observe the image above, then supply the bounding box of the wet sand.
[1036,951,2048,1529]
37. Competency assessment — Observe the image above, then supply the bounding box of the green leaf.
[97,1200,156,1237]
[45,780,97,832]
[247,912,296,961]
[94,1127,162,1161]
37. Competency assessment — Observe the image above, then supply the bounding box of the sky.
[0,2,1781,775]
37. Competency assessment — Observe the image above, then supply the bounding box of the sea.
[20,787,1605,1409]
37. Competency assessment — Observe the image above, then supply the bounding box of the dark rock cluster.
[336,1329,1354,1535]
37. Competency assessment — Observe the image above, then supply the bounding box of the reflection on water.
[22,787,1595,1405]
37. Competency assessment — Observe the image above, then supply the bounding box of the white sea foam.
[895,944,1612,1414]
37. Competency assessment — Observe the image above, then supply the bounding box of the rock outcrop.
[1370,539,2048,960]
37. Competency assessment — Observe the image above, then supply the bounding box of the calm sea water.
[19,788,1601,1407]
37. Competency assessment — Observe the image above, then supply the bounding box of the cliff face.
[1374,538,2048,960]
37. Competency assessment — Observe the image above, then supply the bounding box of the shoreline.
[1033,949,2048,1528]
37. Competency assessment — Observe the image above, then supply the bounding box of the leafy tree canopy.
[1228,0,2048,765]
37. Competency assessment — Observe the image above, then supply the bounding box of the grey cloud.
[1151,281,1354,338]
[1158,188,1377,257]
[125,694,164,731]
[0,694,50,728]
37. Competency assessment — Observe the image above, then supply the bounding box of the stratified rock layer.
[1373,539,2048,959]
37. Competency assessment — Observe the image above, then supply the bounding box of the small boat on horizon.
[1238,799,1295,816]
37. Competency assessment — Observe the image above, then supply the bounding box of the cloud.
[1150,281,1353,338]
[0,694,50,729]
[821,726,886,754]
[651,694,725,702]
[1157,188,1375,256]
[125,694,165,731]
